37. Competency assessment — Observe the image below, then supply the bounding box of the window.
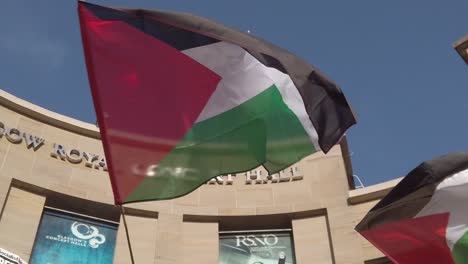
[219,230,296,264]
[29,209,118,264]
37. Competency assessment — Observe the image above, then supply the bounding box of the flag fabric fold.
[78,1,356,204]
[356,152,468,264]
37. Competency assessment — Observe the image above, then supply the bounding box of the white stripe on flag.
[416,168,468,251]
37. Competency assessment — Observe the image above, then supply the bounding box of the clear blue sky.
[1,0,467,186]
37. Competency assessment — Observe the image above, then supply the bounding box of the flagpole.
[120,205,136,264]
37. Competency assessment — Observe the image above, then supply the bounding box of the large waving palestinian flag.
[356,152,468,264]
[78,1,356,204]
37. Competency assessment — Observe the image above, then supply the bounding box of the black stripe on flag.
[81,2,219,51]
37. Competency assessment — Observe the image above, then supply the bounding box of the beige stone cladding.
[0,89,394,263]
[0,187,45,261]
[293,216,333,263]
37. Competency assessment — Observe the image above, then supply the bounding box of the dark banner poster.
[0,248,27,264]
[29,210,118,264]
[219,231,296,264]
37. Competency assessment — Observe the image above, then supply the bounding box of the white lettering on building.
[236,234,279,247]
[0,121,107,171]
[207,166,303,185]
[24,133,45,150]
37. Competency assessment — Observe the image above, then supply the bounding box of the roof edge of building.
[348,177,402,205]
[0,89,101,139]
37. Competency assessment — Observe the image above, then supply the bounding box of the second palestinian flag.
[78,1,356,204]
[356,152,468,264]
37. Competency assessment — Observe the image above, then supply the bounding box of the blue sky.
[1,0,467,186]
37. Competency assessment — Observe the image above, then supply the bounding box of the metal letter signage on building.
[0,120,107,171]
[219,231,295,264]
[50,143,108,171]
[29,210,117,264]
[0,120,304,185]
[208,167,304,186]
[0,248,27,264]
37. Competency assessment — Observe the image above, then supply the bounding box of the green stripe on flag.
[453,231,468,264]
[124,85,315,203]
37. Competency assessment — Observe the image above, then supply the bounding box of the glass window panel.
[30,209,118,264]
[219,231,295,264]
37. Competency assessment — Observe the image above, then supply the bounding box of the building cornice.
[348,177,402,205]
[0,89,101,139]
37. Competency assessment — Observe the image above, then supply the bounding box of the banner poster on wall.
[0,247,27,264]
[29,209,118,264]
[219,231,296,264]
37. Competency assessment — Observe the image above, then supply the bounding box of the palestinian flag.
[356,152,468,264]
[78,1,356,204]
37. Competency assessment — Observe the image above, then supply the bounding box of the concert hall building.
[0,89,396,263]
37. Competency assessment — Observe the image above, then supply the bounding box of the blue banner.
[30,210,118,264]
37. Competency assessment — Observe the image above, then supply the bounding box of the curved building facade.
[0,89,396,264]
